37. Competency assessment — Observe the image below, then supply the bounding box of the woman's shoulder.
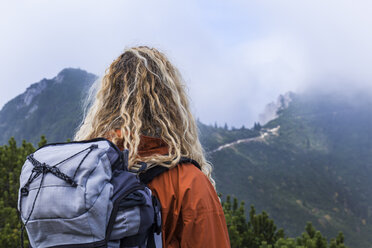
[147,162,220,210]
[150,162,209,190]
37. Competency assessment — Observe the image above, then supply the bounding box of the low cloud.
[1,0,372,128]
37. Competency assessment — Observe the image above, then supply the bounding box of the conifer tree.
[254,122,262,131]
[222,196,348,248]
[0,137,36,247]
[222,196,284,248]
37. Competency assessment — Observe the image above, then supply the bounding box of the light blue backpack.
[18,138,162,248]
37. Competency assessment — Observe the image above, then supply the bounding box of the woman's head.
[75,46,213,184]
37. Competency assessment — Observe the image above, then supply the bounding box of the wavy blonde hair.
[74,46,214,185]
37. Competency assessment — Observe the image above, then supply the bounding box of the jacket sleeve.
[148,163,231,248]
[178,165,231,248]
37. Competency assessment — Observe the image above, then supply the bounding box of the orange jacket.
[119,135,231,247]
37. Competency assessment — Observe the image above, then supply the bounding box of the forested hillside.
[0,68,97,145]
[0,68,371,247]
[204,92,372,248]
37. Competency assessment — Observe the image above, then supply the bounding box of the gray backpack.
[18,138,163,248]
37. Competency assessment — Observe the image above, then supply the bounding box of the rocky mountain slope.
[0,68,97,145]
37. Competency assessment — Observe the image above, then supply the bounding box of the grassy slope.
[203,93,372,248]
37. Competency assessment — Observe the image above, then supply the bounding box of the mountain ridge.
[0,68,97,145]
[1,68,372,247]
[207,91,372,247]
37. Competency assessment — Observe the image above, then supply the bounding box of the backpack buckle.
[21,187,29,196]
[129,162,147,173]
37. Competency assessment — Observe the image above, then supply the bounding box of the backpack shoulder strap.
[178,157,201,170]
[139,157,201,184]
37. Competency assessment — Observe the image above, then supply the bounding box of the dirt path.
[208,126,280,154]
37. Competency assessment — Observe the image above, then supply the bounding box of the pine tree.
[222,196,284,248]
[254,122,262,131]
[0,137,36,247]
[222,196,348,248]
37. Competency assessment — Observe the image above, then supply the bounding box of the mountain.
[0,68,97,145]
[1,68,372,247]
[204,92,372,248]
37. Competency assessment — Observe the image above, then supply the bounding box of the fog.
[1,0,371,127]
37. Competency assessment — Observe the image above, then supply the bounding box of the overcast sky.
[1,0,372,127]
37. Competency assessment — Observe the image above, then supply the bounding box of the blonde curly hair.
[74,46,214,186]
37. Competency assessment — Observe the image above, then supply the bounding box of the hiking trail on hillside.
[208,126,280,154]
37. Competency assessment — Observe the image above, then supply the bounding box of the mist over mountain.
[206,91,372,247]
[258,92,294,125]
[1,68,372,247]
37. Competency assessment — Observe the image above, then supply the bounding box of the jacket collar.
[138,135,169,157]
[113,129,168,156]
